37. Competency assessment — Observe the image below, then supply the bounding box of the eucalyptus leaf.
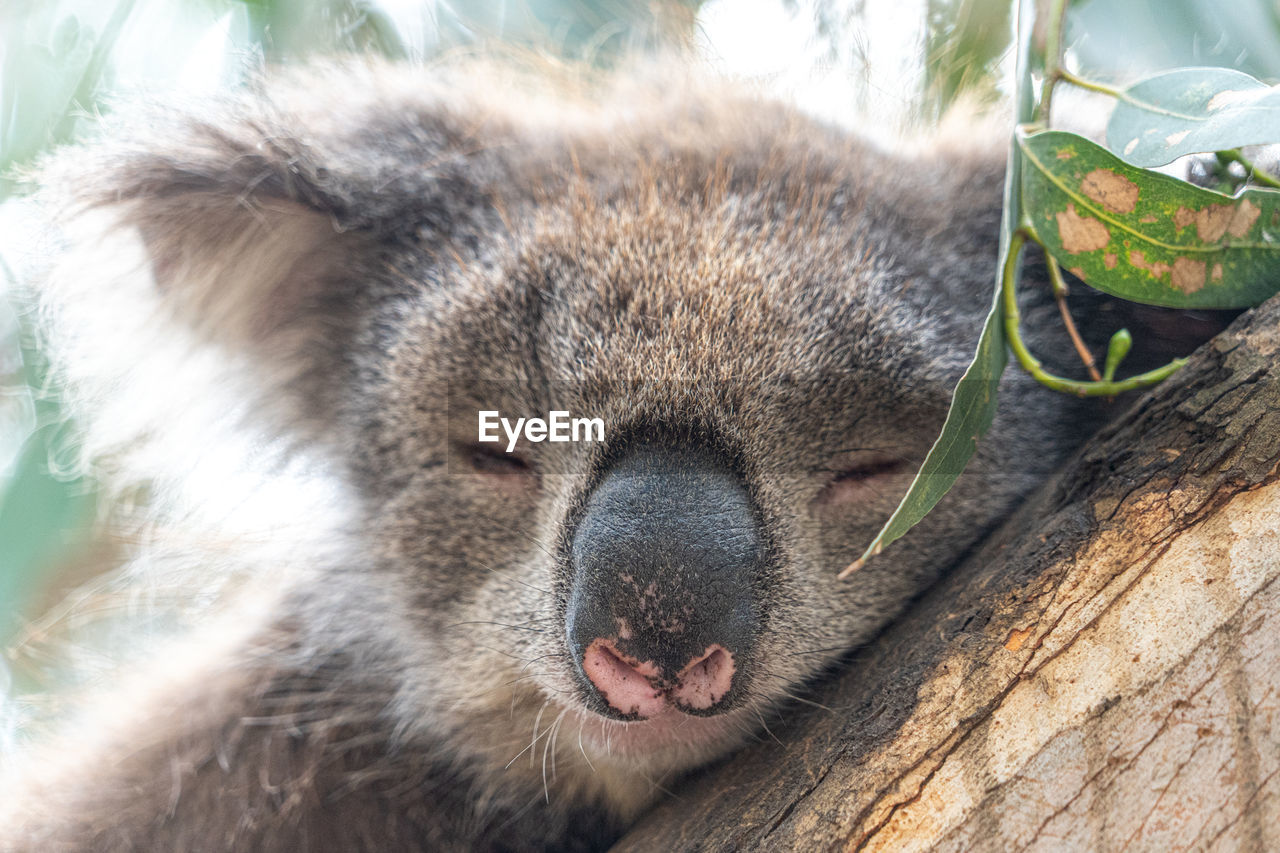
[848,133,1022,573]
[851,0,1039,572]
[1020,128,1280,309]
[845,297,1007,575]
[1068,0,1280,83]
[1106,67,1280,167]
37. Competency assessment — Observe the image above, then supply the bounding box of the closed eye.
[466,443,535,479]
[829,458,904,482]
[813,456,908,506]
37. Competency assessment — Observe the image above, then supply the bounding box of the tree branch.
[614,294,1280,851]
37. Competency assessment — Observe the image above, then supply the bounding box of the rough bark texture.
[613,297,1280,852]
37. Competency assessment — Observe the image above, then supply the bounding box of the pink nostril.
[581,639,666,718]
[671,645,735,711]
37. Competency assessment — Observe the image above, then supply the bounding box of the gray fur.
[3,60,1149,851]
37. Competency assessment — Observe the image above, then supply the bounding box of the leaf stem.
[1217,148,1280,190]
[1056,67,1124,100]
[1003,228,1186,396]
[1036,0,1070,124]
[1045,255,1102,381]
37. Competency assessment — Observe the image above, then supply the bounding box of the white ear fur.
[8,199,358,722]
[127,193,352,349]
[35,192,362,527]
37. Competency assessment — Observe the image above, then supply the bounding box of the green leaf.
[1067,0,1280,84]
[846,138,1019,576]
[1105,67,1280,167]
[1019,127,1280,309]
[849,0,1039,573]
[844,292,1008,576]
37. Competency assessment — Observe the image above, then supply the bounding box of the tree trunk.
[613,297,1280,852]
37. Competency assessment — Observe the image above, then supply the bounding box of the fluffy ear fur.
[122,192,370,381]
[29,63,532,471]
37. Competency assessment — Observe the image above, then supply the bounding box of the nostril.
[581,639,666,719]
[671,645,735,711]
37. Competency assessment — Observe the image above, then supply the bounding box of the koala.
[0,60,1205,851]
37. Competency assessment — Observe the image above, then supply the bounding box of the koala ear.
[117,187,370,359]
[50,72,508,333]
[38,66,518,430]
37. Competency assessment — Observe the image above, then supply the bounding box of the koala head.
[38,62,1081,815]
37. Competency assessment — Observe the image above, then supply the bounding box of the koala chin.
[4,60,1134,851]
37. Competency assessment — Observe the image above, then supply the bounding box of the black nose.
[566,444,765,718]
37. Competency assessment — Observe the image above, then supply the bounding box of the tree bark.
[613,297,1280,852]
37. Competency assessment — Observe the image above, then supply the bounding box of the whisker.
[754,709,784,745]
[518,652,561,676]
[755,671,837,714]
[576,720,597,773]
[543,707,570,800]
[632,766,678,800]
[473,558,551,596]
[468,642,546,664]
[505,700,551,771]
[502,673,571,693]
[781,645,849,658]
[541,718,554,801]
[781,693,835,713]
[444,620,548,634]
[517,534,564,569]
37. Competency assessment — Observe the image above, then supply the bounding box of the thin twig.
[1003,227,1185,397]
[1035,0,1071,124]
[1045,257,1102,381]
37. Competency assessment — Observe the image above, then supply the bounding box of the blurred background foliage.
[2,0,1280,708]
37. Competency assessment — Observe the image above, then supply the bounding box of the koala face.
[332,125,1042,790]
[36,63,1079,828]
